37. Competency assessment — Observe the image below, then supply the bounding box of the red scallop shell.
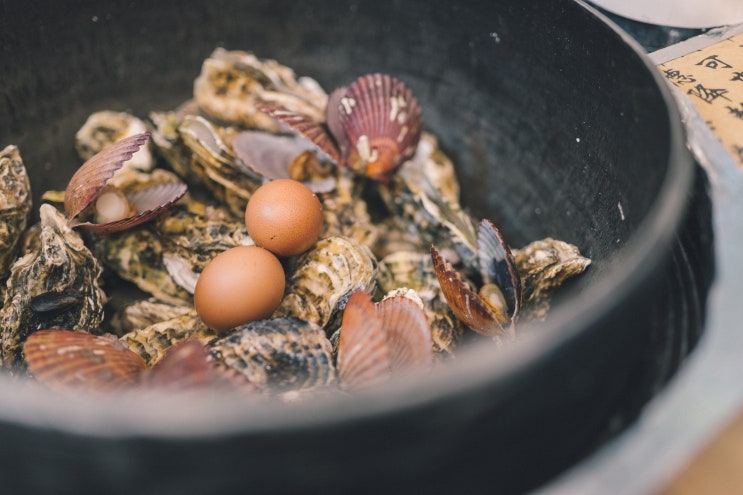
[145,339,219,390]
[376,295,433,371]
[336,291,391,391]
[477,219,522,320]
[73,181,188,234]
[23,329,147,392]
[254,102,342,164]
[430,244,505,336]
[64,132,151,223]
[335,73,422,181]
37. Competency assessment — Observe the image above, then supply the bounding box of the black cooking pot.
[0,0,714,493]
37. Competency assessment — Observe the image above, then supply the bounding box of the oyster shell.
[0,145,32,279]
[75,110,154,171]
[95,199,252,303]
[273,235,378,332]
[378,132,478,269]
[194,48,327,132]
[109,298,195,337]
[513,238,591,322]
[119,309,215,366]
[0,204,106,368]
[209,317,336,393]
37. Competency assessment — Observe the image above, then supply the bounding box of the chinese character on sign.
[726,103,743,120]
[688,84,731,104]
[732,71,743,82]
[662,68,696,85]
[695,54,733,69]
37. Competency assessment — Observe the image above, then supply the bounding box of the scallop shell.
[336,291,391,391]
[253,102,342,164]
[75,181,188,234]
[23,329,147,392]
[333,73,422,181]
[256,73,422,181]
[64,132,151,222]
[145,339,221,390]
[376,295,433,371]
[430,244,505,336]
[64,132,187,233]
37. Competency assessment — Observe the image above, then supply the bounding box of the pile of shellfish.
[0,49,591,400]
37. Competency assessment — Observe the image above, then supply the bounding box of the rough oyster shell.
[0,145,32,279]
[194,48,327,132]
[273,236,378,332]
[209,318,336,394]
[0,204,106,368]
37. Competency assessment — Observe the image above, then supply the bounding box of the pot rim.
[0,0,695,439]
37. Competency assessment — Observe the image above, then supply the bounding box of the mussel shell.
[23,329,147,392]
[64,132,151,223]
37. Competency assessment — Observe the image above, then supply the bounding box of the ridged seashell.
[231,131,336,193]
[431,219,522,337]
[273,236,378,331]
[209,318,336,393]
[337,291,433,391]
[64,132,187,233]
[257,73,422,182]
[332,73,422,181]
[145,339,222,390]
[23,329,147,392]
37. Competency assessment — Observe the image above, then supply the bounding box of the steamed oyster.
[0,145,32,280]
[0,204,105,368]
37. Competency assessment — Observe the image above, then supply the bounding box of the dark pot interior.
[0,0,714,493]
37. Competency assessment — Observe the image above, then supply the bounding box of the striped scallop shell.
[332,73,422,181]
[477,219,522,321]
[23,329,147,392]
[430,244,506,336]
[337,291,433,391]
[64,132,187,233]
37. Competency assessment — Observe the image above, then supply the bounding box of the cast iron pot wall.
[0,0,713,493]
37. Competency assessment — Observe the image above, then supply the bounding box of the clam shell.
[64,132,151,223]
[336,291,391,391]
[23,329,147,392]
[477,219,522,320]
[75,181,188,234]
[430,244,505,336]
[334,73,422,181]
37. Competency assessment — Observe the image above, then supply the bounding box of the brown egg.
[194,246,285,334]
[245,179,323,257]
